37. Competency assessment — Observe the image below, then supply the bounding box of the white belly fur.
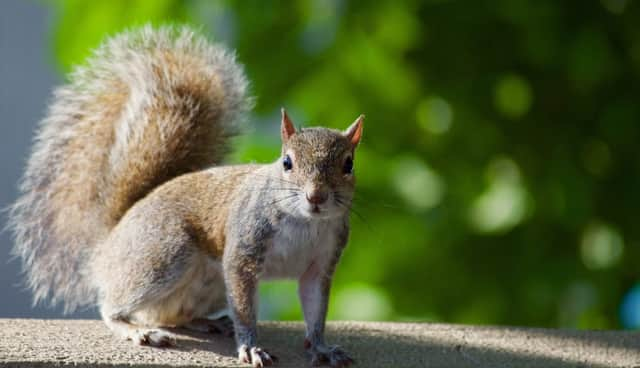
[262,216,338,279]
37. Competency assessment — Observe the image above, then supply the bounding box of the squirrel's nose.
[306,191,328,205]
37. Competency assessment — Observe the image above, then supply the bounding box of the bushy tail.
[9,25,250,313]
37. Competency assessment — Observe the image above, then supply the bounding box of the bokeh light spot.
[333,283,392,321]
[392,156,445,211]
[580,222,624,270]
[494,74,533,119]
[416,96,453,135]
[620,283,640,329]
[600,0,629,14]
[469,157,530,233]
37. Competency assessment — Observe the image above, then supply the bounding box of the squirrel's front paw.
[305,341,354,367]
[238,344,277,367]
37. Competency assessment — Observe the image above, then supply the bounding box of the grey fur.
[9,25,360,367]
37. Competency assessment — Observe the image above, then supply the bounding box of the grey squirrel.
[9,25,362,367]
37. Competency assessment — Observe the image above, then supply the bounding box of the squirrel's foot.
[305,340,353,367]
[132,329,176,347]
[185,316,234,337]
[238,344,277,367]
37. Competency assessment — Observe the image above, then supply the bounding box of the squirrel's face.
[277,110,364,220]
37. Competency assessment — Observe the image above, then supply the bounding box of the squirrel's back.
[9,25,250,312]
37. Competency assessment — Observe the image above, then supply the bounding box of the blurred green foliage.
[48,0,640,329]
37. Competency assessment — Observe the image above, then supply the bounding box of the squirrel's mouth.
[301,201,335,219]
[306,204,330,218]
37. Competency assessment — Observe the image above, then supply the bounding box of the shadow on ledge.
[0,319,638,367]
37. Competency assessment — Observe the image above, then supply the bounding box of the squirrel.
[9,25,362,367]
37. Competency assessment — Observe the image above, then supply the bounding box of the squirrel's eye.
[343,156,353,174]
[283,154,293,171]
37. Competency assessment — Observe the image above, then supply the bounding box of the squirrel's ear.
[344,114,364,147]
[281,108,296,141]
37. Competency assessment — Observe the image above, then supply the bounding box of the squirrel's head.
[277,109,364,220]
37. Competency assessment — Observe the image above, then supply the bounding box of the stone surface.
[0,319,639,367]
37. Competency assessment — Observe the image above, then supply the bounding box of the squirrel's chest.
[261,218,337,279]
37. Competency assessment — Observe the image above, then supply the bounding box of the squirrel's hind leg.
[100,306,176,347]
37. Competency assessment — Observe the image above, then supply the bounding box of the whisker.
[349,206,369,225]
[333,194,373,230]
[335,189,402,211]
[242,187,301,192]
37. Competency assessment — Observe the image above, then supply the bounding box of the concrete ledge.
[0,319,639,367]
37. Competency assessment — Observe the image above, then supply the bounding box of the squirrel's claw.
[238,345,277,367]
[307,344,353,367]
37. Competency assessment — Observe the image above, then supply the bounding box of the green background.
[46,0,640,329]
